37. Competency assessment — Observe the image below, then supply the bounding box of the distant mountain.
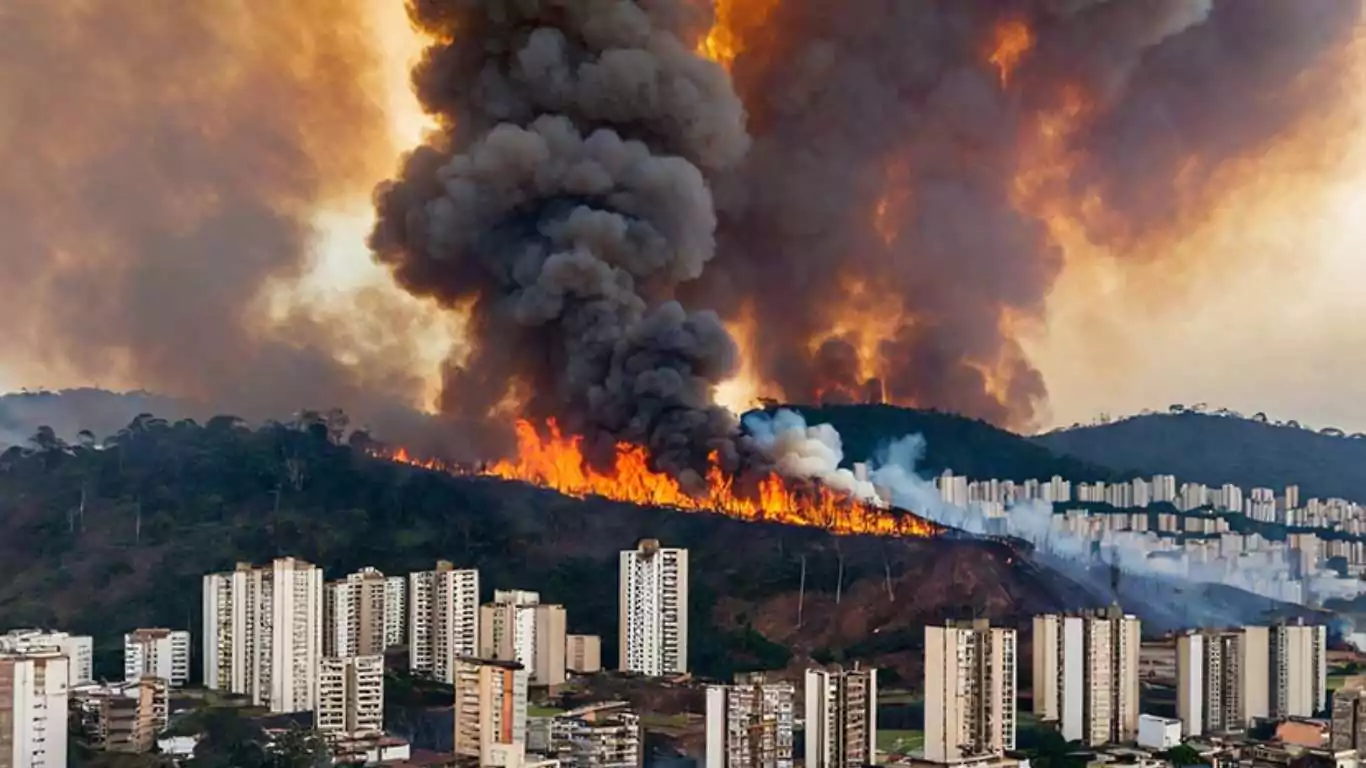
[768,404,1120,482]
[1034,412,1366,503]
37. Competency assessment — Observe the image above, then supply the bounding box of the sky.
[4,2,1366,437]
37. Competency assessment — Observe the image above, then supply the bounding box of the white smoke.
[748,408,1364,613]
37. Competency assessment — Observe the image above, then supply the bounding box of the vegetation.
[876,729,924,755]
[0,412,944,681]
[1035,411,1366,503]
[761,404,1119,482]
[1160,744,1209,767]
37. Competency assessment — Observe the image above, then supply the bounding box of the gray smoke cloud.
[371,0,761,478]
[687,0,1362,429]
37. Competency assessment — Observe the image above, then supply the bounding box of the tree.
[28,425,63,453]
[1162,744,1208,766]
[265,727,331,768]
[185,708,268,767]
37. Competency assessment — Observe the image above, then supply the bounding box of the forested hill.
[768,404,1120,482]
[1034,412,1366,503]
[0,415,1107,685]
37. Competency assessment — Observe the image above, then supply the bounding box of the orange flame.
[696,0,780,71]
[988,18,1035,88]
[386,419,943,538]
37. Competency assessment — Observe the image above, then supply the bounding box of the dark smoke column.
[370,0,756,481]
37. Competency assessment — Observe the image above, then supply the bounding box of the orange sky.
[6,2,1366,436]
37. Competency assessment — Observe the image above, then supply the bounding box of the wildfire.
[387,419,943,539]
[988,18,1035,88]
[696,0,780,70]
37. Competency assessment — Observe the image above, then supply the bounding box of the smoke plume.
[691,0,1362,429]
[371,0,759,478]
[372,0,1361,471]
[0,0,429,430]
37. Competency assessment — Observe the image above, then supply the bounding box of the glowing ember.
[386,419,943,539]
[988,18,1035,88]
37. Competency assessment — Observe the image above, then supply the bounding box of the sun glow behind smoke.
[268,0,453,412]
[1018,21,1366,429]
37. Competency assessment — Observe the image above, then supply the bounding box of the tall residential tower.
[202,557,324,713]
[924,620,1017,764]
[408,561,479,684]
[1033,607,1141,745]
[619,540,688,676]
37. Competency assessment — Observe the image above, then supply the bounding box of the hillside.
[1034,412,1366,503]
[0,414,1274,687]
[768,404,1119,482]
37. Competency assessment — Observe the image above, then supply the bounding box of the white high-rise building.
[1177,628,1270,736]
[124,628,192,687]
[480,590,567,687]
[1177,621,1326,737]
[1033,608,1140,745]
[384,576,407,649]
[925,621,1017,764]
[805,664,878,768]
[619,540,688,676]
[707,672,795,768]
[324,567,406,658]
[316,654,385,740]
[453,658,529,767]
[408,561,479,684]
[202,557,325,713]
[1271,620,1327,719]
[0,629,93,685]
[0,647,70,768]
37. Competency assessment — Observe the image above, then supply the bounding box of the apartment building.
[202,557,325,713]
[1177,621,1326,736]
[324,567,405,658]
[1270,620,1327,718]
[453,658,529,768]
[530,702,643,768]
[567,634,603,674]
[480,590,568,686]
[706,672,795,768]
[72,677,168,755]
[409,561,479,684]
[805,664,878,768]
[1032,607,1141,745]
[551,705,642,765]
[619,540,688,676]
[0,629,94,685]
[316,654,385,741]
[924,620,1017,764]
[1331,685,1366,751]
[1177,627,1270,735]
[0,647,69,768]
[124,628,191,687]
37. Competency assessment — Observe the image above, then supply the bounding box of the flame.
[805,277,908,403]
[385,420,943,538]
[988,18,1035,89]
[715,301,769,413]
[696,0,780,70]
